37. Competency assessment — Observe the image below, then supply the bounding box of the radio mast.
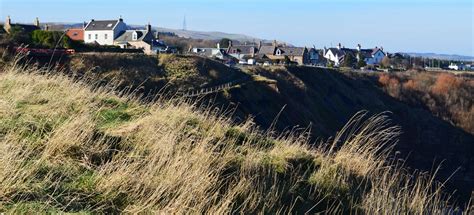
[182,15,187,31]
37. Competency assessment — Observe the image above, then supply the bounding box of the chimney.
[272,40,277,47]
[119,15,123,22]
[258,40,262,49]
[217,43,220,49]
[228,40,233,47]
[380,46,384,51]
[146,22,151,32]
[6,16,11,27]
[34,17,40,27]
[337,43,341,50]
[357,44,361,51]
[5,16,11,33]
[155,31,159,39]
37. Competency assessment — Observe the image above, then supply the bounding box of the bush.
[378,72,474,134]
[31,30,73,49]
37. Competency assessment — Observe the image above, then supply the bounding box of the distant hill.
[404,52,474,62]
[153,27,262,42]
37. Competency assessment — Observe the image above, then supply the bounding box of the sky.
[1,0,473,56]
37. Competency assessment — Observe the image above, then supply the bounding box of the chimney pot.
[34,17,40,27]
[146,23,151,32]
[6,16,11,26]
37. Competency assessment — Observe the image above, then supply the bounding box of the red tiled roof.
[66,28,84,41]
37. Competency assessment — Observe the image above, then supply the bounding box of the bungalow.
[3,16,41,34]
[151,40,177,54]
[448,63,465,71]
[66,28,84,41]
[114,24,155,54]
[227,41,259,64]
[261,41,311,65]
[190,45,230,61]
[84,18,127,45]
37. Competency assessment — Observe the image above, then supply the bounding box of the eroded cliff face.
[204,66,474,203]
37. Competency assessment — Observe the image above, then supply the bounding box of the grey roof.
[85,20,119,31]
[328,48,356,57]
[9,24,40,33]
[228,45,257,55]
[152,40,167,48]
[277,47,306,56]
[259,45,276,55]
[115,30,153,43]
[356,48,385,58]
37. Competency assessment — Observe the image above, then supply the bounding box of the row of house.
[191,40,387,67]
[3,16,175,55]
[3,16,386,66]
[191,40,322,66]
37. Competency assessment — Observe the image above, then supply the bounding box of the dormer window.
[276,49,282,56]
[132,31,138,41]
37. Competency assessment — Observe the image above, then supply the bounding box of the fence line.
[181,77,250,97]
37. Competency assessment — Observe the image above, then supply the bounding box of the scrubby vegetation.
[0,59,467,213]
[378,72,474,134]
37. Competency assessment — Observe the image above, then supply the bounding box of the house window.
[132,32,138,40]
[88,34,91,40]
[95,34,98,40]
[104,34,108,40]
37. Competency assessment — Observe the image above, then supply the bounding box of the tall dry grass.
[0,60,467,214]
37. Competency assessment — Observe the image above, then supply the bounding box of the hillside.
[1,61,464,213]
[207,66,474,202]
[48,53,474,202]
[2,52,473,204]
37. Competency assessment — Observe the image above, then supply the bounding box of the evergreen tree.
[219,38,232,48]
[342,53,356,68]
[357,57,367,69]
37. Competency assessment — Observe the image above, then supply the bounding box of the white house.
[357,44,386,65]
[84,18,127,45]
[324,43,386,67]
[191,43,232,61]
[448,63,465,71]
[324,44,348,66]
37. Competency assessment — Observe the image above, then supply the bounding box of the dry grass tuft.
[0,60,466,214]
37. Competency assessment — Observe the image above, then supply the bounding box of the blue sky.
[1,0,473,56]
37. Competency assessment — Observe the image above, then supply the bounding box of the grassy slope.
[0,63,457,213]
[210,66,474,202]
[17,52,472,202]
